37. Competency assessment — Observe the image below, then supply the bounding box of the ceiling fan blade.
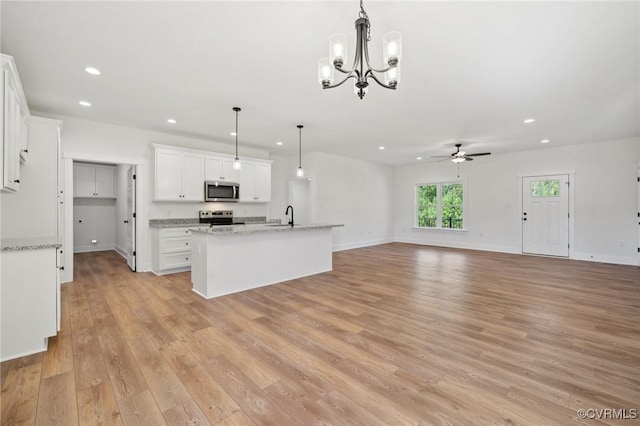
[461,156,474,161]
[431,155,452,158]
[465,152,491,157]
[438,158,453,162]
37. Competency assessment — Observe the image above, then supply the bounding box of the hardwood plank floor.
[1,244,639,425]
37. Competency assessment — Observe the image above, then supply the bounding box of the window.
[530,180,559,197]
[416,182,464,229]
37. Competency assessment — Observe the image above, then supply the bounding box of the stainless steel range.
[199,210,244,226]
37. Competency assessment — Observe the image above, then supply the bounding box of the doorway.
[522,174,569,257]
[63,158,144,283]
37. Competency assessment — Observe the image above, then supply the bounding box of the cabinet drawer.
[161,228,192,238]
[161,237,191,253]
[160,252,191,270]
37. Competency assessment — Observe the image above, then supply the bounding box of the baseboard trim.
[114,245,127,259]
[333,238,394,252]
[74,244,116,253]
[573,252,637,266]
[393,238,520,255]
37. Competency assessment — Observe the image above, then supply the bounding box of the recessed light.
[416,157,422,160]
[85,67,101,75]
[167,119,177,124]
[379,146,385,150]
[276,141,283,146]
[541,139,550,144]
[230,132,237,136]
[523,118,535,124]
[79,100,91,107]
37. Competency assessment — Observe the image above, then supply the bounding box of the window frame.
[414,180,467,231]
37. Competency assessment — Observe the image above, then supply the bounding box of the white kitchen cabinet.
[73,162,116,198]
[205,155,239,183]
[150,227,208,274]
[239,161,271,202]
[155,148,204,202]
[1,246,59,361]
[1,55,30,192]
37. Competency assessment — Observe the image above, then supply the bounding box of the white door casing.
[126,165,136,271]
[522,174,569,257]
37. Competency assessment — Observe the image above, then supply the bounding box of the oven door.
[205,182,239,202]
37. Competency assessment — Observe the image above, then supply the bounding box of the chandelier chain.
[359,0,371,41]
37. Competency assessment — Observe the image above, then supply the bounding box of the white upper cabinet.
[205,155,239,183]
[155,147,204,202]
[239,161,271,202]
[154,144,270,203]
[1,55,30,192]
[73,163,116,198]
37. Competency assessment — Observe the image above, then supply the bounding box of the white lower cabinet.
[151,227,207,275]
[1,247,59,361]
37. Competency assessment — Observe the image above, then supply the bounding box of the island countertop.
[190,223,343,236]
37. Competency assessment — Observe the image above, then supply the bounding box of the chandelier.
[317,0,402,99]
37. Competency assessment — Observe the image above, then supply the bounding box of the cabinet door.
[205,155,223,181]
[19,112,28,163]
[222,159,240,182]
[155,149,183,200]
[3,70,20,191]
[239,161,256,202]
[181,153,204,201]
[95,166,115,198]
[73,163,97,197]
[254,163,271,202]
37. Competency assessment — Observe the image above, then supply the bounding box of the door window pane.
[530,180,559,197]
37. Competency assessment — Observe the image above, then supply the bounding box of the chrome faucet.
[285,205,294,227]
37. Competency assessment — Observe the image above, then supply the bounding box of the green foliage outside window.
[417,183,464,229]
[417,185,437,227]
[530,180,559,197]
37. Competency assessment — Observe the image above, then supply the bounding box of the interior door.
[522,174,569,257]
[126,166,136,271]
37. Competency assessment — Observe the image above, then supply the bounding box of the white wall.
[394,137,640,265]
[287,152,395,251]
[1,117,60,238]
[73,198,116,252]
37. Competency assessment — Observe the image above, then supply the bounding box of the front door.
[522,174,569,257]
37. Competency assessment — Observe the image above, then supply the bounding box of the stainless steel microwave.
[204,181,239,202]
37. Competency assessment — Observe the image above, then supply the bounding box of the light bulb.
[452,157,465,163]
[297,167,304,177]
[383,31,402,65]
[384,66,401,87]
[233,158,241,170]
[318,58,334,86]
[329,33,348,67]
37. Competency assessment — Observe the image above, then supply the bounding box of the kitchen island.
[190,223,342,299]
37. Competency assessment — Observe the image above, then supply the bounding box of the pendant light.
[296,125,304,177]
[232,107,241,170]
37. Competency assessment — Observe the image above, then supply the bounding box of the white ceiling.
[2,1,638,166]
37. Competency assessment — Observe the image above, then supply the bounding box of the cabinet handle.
[13,179,20,183]
[21,149,28,153]
[124,220,129,224]
[185,242,188,245]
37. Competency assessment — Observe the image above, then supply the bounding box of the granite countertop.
[1,237,61,252]
[149,217,277,228]
[190,223,343,236]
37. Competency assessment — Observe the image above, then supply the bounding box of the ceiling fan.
[432,143,491,163]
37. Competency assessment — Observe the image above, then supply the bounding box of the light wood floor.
[1,244,639,425]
